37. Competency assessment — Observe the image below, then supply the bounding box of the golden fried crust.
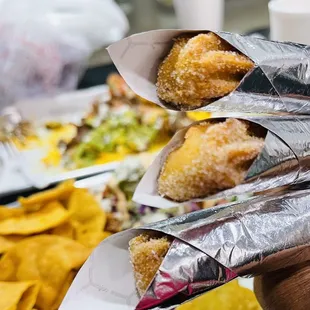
[129,235,171,296]
[156,33,254,108]
[158,119,265,202]
[156,37,190,107]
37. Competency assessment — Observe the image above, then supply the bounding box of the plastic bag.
[0,0,129,108]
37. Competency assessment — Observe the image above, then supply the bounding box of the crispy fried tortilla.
[158,119,265,201]
[0,202,70,235]
[0,281,40,310]
[129,234,171,296]
[157,33,254,108]
[0,235,90,310]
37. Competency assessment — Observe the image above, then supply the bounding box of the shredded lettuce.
[71,111,159,168]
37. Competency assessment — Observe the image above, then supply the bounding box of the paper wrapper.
[107,29,310,114]
[133,115,310,208]
[60,189,310,310]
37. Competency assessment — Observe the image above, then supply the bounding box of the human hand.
[254,249,310,310]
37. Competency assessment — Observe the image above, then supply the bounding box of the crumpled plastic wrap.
[107,29,310,114]
[0,0,128,108]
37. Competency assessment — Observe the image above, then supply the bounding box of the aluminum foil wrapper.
[107,30,310,114]
[133,115,310,208]
[60,189,310,310]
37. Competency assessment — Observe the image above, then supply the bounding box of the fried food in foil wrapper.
[107,30,310,114]
[134,115,310,208]
[157,119,265,202]
[156,33,255,109]
[60,189,310,310]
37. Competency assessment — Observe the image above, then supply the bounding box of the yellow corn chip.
[0,235,91,310]
[74,214,105,248]
[0,236,25,254]
[186,111,212,121]
[0,202,69,235]
[68,188,105,223]
[51,270,77,309]
[178,280,261,310]
[18,180,75,212]
[0,281,40,310]
[0,206,24,221]
[0,236,15,254]
[51,220,76,239]
[101,231,112,241]
[68,188,106,248]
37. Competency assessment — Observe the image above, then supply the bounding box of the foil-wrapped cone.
[60,189,310,310]
[107,30,310,114]
[133,115,310,208]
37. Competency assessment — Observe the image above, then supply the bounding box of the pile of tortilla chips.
[0,180,261,310]
[0,180,111,310]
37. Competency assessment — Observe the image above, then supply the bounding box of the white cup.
[269,0,310,45]
[173,0,224,31]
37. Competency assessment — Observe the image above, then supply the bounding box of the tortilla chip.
[0,236,25,254]
[51,270,77,309]
[68,188,106,223]
[178,280,261,310]
[186,111,212,121]
[0,235,90,310]
[68,188,107,248]
[0,281,40,310]
[74,215,105,248]
[0,236,15,254]
[0,202,69,235]
[18,180,75,212]
[0,206,24,221]
[51,220,76,239]
[101,231,112,241]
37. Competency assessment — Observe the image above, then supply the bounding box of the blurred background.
[0,0,272,101]
[87,0,270,78]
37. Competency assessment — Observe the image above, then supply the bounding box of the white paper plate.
[0,86,121,197]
